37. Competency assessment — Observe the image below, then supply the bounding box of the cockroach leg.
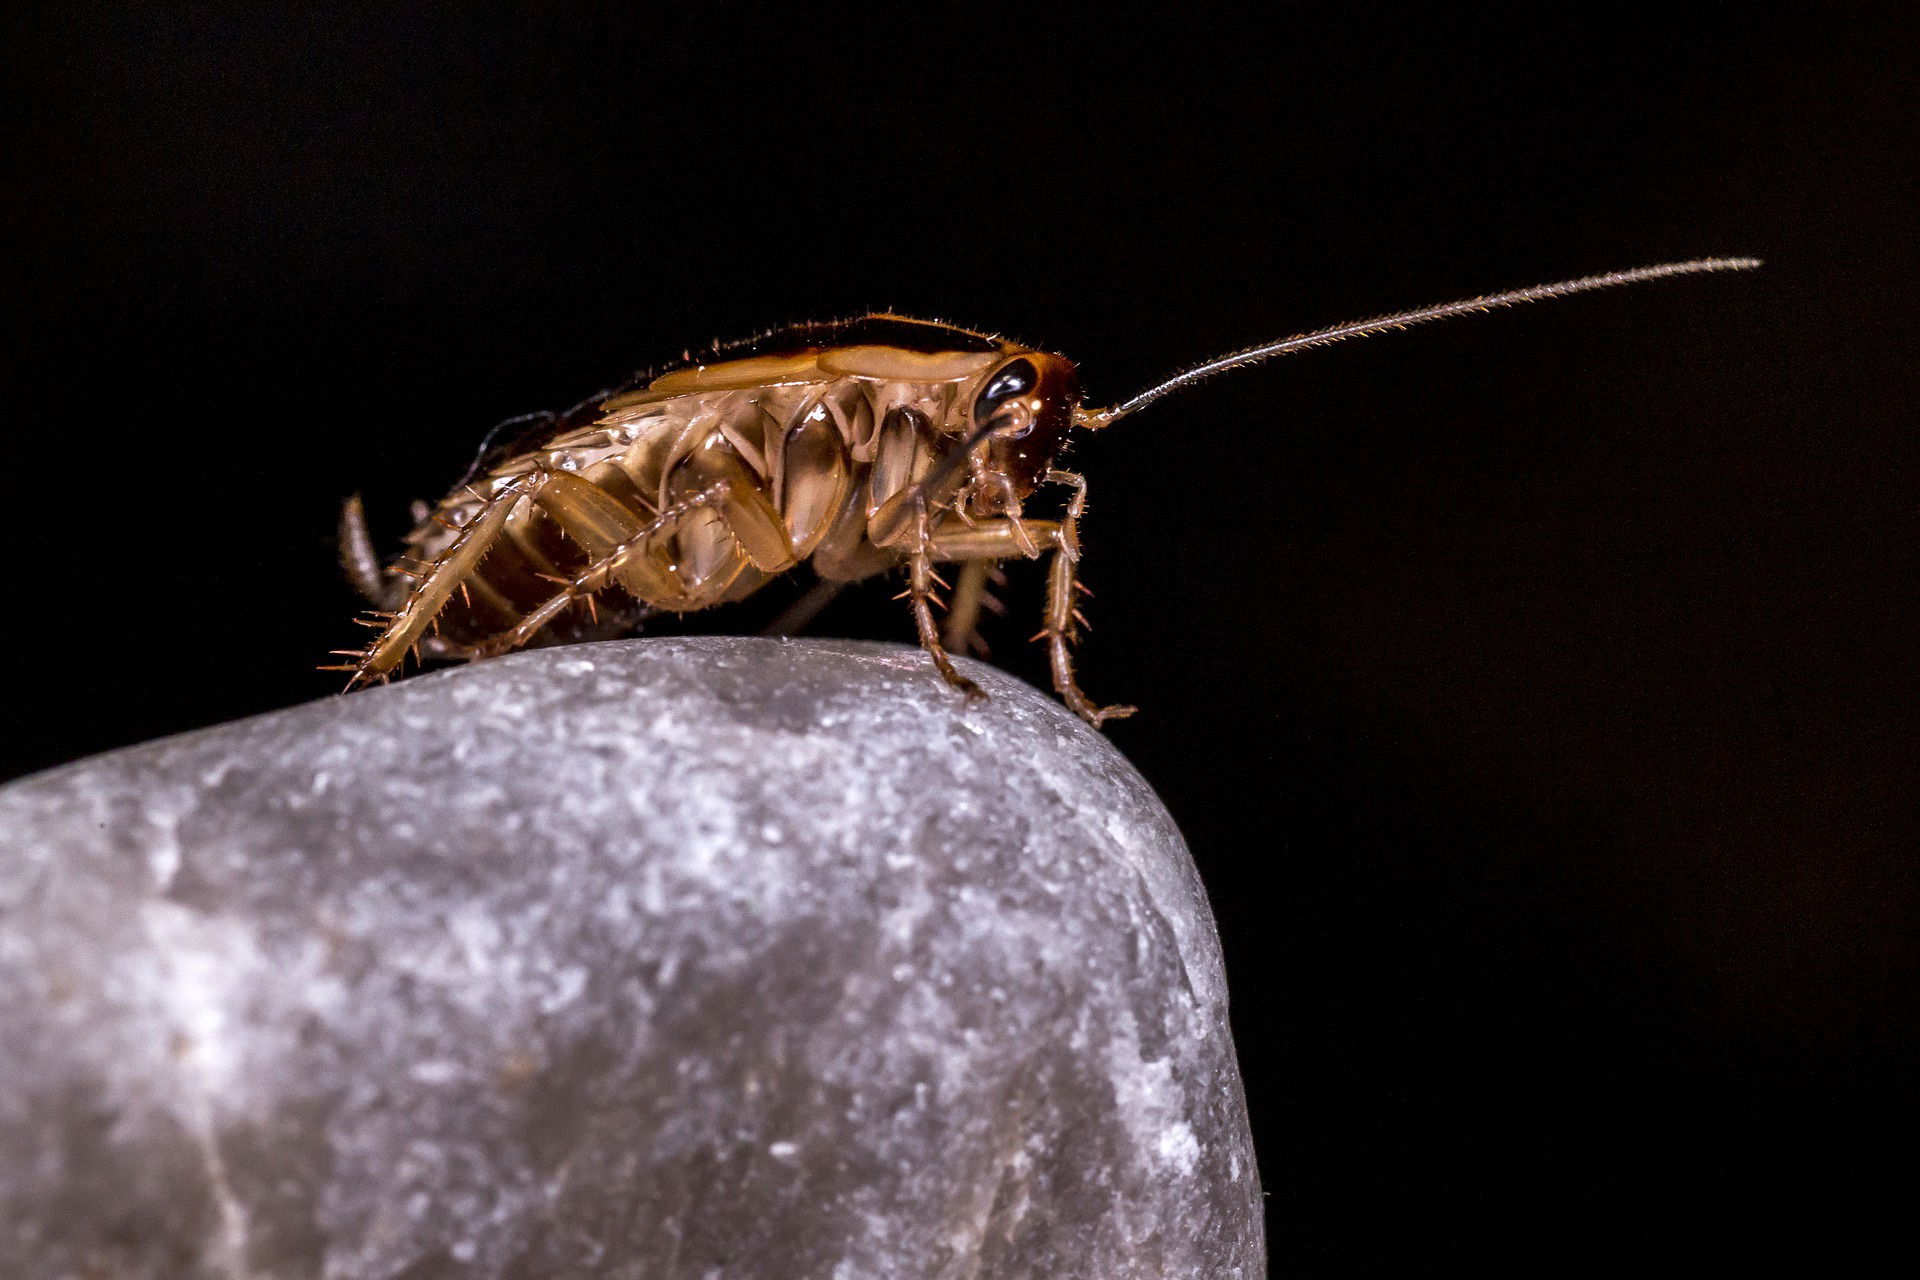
[342,471,547,688]
[1040,542,1132,726]
[907,502,982,702]
[339,494,405,608]
[917,480,1131,726]
[467,482,731,661]
[1040,469,1134,726]
[941,561,993,655]
[917,520,1061,563]
[983,565,1010,614]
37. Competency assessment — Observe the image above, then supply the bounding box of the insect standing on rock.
[332,258,1757,725]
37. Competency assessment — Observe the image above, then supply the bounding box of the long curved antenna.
[1088,257,1760,426]
[451,384,622,490]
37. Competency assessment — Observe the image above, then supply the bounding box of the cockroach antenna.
[1083,257,1762,427]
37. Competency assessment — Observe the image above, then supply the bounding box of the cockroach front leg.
[1039,470,1135,727]
[921,475,1133,727]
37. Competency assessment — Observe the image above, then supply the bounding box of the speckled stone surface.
[0,636,1263,1279]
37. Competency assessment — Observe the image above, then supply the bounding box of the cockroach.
[332,258,1757,725]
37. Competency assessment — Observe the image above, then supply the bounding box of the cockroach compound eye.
[332,258,1757,726]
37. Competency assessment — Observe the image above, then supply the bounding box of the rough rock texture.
[0,637,1263,1279]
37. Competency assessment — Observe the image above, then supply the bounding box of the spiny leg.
[903,500,982,701]
[327,471,545,688]
[1038,469,1134,727]
[920,482,1132,727]
[416,550,658,664]
[466,482,731,661]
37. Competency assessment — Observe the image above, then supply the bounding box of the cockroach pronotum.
[331,257,1758,725]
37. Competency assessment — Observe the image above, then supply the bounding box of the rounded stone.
[0,637,1263,1279]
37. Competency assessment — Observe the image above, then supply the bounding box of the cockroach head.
[973,351,1080,496]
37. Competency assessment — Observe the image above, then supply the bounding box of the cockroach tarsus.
[330,258,1758,726]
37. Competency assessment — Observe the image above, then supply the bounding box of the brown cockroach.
[331,258,1757,725]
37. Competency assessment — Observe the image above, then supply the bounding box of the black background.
[5,3,1913,1270]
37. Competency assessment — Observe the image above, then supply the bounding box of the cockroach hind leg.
[465,480,727,663]
[345,470,542,689]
